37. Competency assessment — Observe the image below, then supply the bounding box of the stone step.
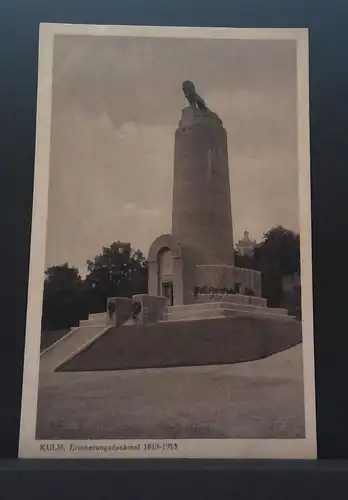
[80,318,108,327]
[160,314,231,323]
[195,295,267,307]
[88,312,107,321]
[165,302,287,316]
[162,308,293,323]
[122,318,137,326]
[165,301,242,313]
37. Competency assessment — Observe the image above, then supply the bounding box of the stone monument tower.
[172,101,234,266]
[148,81,262,307]
[82,82,293,329]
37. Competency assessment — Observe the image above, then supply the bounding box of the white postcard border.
[19,23,316,459]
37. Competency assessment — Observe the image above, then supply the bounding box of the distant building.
[235,231,256,257]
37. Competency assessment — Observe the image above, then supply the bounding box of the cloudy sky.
[46,33,298,275]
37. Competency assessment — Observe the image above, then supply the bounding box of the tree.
[44,263,83,294]
[255,226,300,276]
[234,251,255,270]
[85,241,148,300]
[42,263,87,331]
[254,226,300,307]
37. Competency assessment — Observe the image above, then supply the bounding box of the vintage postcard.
[19,24,316,458]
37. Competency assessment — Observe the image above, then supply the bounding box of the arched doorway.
[148,233,184,305]
[158,247,174,305]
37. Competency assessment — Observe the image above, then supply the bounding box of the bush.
[42,288,106,331]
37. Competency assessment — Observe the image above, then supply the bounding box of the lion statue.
[182,80,208,112]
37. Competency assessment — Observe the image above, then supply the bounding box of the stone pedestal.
[133,294,168,324]
[105,295,168,326]
[106,297,133,326]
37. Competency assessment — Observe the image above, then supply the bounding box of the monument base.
[58,314,302,373]
[80,292,292,328]
[161,301,293,323]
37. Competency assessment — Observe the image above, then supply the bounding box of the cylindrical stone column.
[172,107,234,266]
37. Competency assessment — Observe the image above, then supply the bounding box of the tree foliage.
[255,226,300,276]
[235,226,300,308]
[42,243,149,331]
[42,263,88,331]
[254,226,300,307]
[234,252,255,270]
[44,263,83,294]
[85,241,148,299]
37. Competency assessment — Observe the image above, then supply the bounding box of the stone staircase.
[79,312,108,327]
[40,324,110,372]
[79,312,136,328]
[40,309,140,372]
[162,301,292,323]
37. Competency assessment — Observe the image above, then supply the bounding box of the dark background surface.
[1,0,348,495]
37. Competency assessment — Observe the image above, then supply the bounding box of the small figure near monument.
[182,80,208,112]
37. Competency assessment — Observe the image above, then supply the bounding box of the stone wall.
[195,294,267,307]
[195,264,262,297]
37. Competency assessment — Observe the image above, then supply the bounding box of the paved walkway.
[36,345,305,440]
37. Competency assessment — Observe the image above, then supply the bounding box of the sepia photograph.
[19,24,316,459]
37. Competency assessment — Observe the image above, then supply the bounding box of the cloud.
[46,35,299,272]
